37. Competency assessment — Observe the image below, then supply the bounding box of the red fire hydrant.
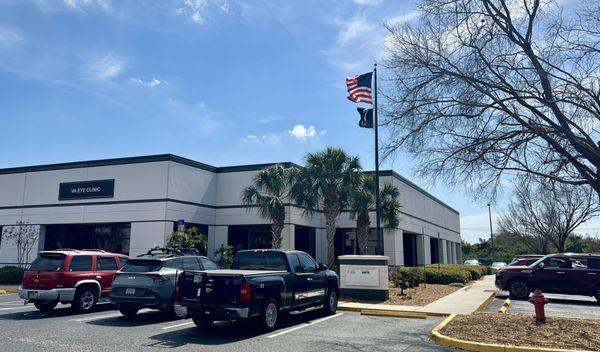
[529,289,548,322]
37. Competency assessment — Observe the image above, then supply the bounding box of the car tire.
[72,286,98,313]
[323,288,338,315]
[34,299,58,312]
[594,286,600,303]
[191,313,213,330]
[260,298,279,331]
[119,305,139,318]
[508,279,530,300]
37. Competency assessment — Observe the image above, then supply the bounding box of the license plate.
[27,291,38,299]
[193,274,202,283]
[125,288,135,295]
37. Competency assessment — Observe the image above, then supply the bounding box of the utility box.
[338,255,389,301]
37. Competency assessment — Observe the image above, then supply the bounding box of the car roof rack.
[81,249,107,253]
[140,245,200,257]
[50,248,80,252]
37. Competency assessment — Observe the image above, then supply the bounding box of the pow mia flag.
[357,107,374,128]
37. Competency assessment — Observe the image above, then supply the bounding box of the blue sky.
[0,0,597,243]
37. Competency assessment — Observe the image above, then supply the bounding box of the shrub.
[0,266,24,284]
[390,266,424,288]
[424,267,471,285]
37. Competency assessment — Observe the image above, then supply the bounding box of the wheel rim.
[329,292,337,310]
[80,291,95,310]
[265,302,277,328]
[511,281,528,298]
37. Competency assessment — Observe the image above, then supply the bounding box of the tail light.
[240,282,252,302]
[148,274,168,282]
[175,274,182,302]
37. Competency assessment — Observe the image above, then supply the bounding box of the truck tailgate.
[180,271,243,305]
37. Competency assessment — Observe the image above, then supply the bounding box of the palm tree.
[241,164,294,249]
[291,147,361,268]
[349,174,401,255]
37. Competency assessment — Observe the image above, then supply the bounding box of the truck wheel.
[260,298,279,331]
[119,305,139,318]
[323,289,338,315]
[72,286,98,313]
[191,313,213,330]
[34,299,58,313]
[508,279,530,300]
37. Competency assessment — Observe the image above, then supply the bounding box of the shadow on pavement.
[0,302,115,320]
[147,309,328,348]
[87,310,182,327]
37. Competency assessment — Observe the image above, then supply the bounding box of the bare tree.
[384,0,600,199]
[498,178,600,253]
[4,221,39,269]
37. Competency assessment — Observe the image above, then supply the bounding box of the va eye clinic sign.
[59,179,115,200]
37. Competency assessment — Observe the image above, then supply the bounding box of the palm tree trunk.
[324,188,340,268]
[356,210,371,255]
[271,222,284,249]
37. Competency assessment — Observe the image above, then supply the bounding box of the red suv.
[19,250,128,313]
[495,253,600,301]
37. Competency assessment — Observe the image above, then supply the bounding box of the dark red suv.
[19,250,128,312]
[495,253,600,301]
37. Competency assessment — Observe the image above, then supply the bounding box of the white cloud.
[129,77,166,88]
[326,15,384,72]
[387,10,420,25]
[240,133,283,144]
[176,0,229,24]
[352,0,382,5]
[83,54,125,81]
[288,124,326,139]
[63,0,111,11]
[0,27,23,50]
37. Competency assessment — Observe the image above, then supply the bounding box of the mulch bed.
[440,312,600,351]
[343,284,461,306]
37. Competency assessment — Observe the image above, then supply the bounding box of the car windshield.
[120,259,162,272]
[28,254,66,272]
[529,256,549,267]
[232,251,288,270]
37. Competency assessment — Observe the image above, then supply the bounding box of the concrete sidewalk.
[339,275,498,316]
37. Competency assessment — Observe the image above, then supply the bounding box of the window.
[28,254,65,272]
[163,258,184,270]
[587,258,600,269]
[118,257,128,268]
[69,256,92,271]
[200,258,219,270]
[183,257,201,270]
[232,251,288,270]
[97,256,118,271]
[571,258,587,269]
[121,259,161,272]
[290,254,302,272]
[298,253,317,273]
[544,258,568,268]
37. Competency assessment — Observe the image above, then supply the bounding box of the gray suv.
[110,249,218,317]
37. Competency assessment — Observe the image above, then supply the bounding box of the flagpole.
[373,63,382,255]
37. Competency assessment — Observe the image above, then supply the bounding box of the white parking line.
[161,321,194,330]
[69,308,151,322]
[0,301,24,305]
[268,313,343,338]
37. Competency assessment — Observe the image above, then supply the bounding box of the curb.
[360,308,428,319]
[498,299,511,314]
[430,314,594,352]
[475,292,496,312]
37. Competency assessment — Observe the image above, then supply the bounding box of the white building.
[0,154,461,266]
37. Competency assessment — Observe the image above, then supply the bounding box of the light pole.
[487,204,494,258]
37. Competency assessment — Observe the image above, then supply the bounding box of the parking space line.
[161,321,194,330]
[268,313,343,338]
[70,313,123,322]
[0,301,24,305]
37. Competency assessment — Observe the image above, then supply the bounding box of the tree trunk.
[271,222,284,249]
[356,211,371,255]
[324,187,340,268]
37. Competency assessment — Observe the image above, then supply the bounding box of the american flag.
[346,71,373,104]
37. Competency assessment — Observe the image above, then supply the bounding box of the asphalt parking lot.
[487,291,600,319]
[0,294,452,352]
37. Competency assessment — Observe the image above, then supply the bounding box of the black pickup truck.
[177,249,339,331]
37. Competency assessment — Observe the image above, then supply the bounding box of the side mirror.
[538,263,545,269]
[317,263,328,272]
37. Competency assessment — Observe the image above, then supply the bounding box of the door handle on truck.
[556,272,565,274]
